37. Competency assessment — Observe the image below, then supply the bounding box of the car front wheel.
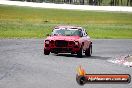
[77,47,83,58]
[44,49,50,55]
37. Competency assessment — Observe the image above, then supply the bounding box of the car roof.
[54,25,82,29]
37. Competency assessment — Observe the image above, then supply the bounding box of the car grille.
[55,40,68,47]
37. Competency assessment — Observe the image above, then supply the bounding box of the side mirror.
[86,32,88,35]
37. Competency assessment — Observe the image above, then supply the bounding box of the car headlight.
[45,40,50,44]
[75,41,79,45]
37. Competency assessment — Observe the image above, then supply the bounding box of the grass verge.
[0,5,132,38]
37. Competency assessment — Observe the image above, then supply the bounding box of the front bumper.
[44,40,81,53]
[45,47,80,53]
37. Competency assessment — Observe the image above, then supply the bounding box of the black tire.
[44,49,50,55]
[77,47,83,58]
[85,44,92,57]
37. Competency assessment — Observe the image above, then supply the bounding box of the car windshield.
[52,29,82,36]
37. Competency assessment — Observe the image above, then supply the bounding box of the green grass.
[0,5,132,38]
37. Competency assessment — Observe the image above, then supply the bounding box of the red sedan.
[44,26,92,57]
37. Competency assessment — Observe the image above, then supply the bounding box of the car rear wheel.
[85,44,92,57]
[44,49,50,55]
[77,47,83,58]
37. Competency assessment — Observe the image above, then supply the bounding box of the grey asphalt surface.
[0,39,132,88]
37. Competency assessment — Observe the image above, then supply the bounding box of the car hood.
[46,35,80,41]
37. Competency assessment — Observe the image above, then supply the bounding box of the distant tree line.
[10,0,132,6]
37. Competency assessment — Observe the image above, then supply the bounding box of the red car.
[44,26,92,57]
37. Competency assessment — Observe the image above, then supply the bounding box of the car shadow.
[55,53,78,57]
[54,53,111,60]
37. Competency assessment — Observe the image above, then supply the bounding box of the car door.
[82,29,90,50]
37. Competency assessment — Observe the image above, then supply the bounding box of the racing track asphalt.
[0,39,132,88]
